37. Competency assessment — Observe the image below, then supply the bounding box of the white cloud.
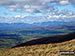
[14,15,31,18]
[15,15,21,18]
[21,15,29,18]
[59,0,69,5]
[0,0,54,5]
[0,0,74,6]
[8,5,17,8]
[0,0,74,13]
[24,5,31,8]
[0,14,75,23]
[8,8,15,11]
[25,9,34,13]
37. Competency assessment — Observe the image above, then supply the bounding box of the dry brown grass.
[0,39,75,56]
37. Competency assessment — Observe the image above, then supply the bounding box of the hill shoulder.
[0,39,75,56]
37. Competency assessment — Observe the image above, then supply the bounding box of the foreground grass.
[0,39,75,56]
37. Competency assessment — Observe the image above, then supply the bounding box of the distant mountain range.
[0,23,36,31]
[0,21,75,31]
[33,21,75,26]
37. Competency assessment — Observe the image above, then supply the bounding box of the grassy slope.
[0,39,75,56]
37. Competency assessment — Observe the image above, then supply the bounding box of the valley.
[0,23,75,49]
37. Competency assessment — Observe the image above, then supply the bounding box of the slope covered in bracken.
[0,33,75,56]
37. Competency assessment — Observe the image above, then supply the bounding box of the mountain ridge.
[13,32,75,47]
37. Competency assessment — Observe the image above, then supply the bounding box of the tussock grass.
[0,39,75,56]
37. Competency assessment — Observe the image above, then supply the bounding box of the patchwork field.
[0,25,75,49]
[0,27,75,49]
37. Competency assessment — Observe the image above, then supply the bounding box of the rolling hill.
[0,32,75,56]
[13,32,75,47]
[0,24,75,49]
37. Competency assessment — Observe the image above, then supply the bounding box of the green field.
[0,26,75,49]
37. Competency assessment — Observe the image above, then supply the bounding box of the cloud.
[8,8,15,11]
[0,0,74,12]
[14,14,31,18]
[0,0,53,5]
[59,0,69,5]
[0,0,74,6]
[15,15,21,18]
[0,13,75,23]
[0,0,75,23]
[0,0,74,14]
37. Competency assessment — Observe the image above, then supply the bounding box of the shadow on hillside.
[13,32,75,48]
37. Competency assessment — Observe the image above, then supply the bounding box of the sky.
[0,0,75,23]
